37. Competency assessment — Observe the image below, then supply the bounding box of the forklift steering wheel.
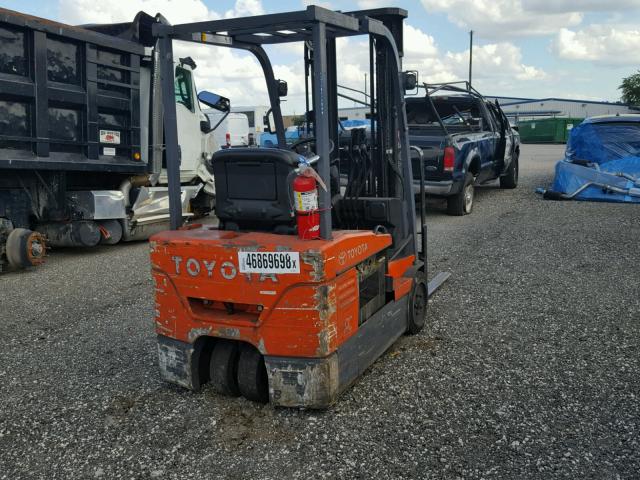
[290,137,316,153]
[290,137,334,155]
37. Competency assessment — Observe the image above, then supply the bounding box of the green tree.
[619,71,640,105]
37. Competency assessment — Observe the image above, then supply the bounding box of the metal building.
[337,97,638,123]
[485,96,639,121]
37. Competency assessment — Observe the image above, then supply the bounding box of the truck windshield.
[174,66,193,111]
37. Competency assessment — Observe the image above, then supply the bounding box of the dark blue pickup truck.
[408,86,520,215]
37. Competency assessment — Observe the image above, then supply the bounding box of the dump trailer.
[150,6,447,408]
[0,8,221,271]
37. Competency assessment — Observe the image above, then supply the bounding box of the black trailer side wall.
[0,7,147,174]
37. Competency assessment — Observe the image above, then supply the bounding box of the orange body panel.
[387,255,415,300]
[150,227,393,358]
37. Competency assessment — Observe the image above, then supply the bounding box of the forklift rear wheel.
[210,340,241,397]
[237,344,269,403]
[447,173,474,216]
[406,277,428,335]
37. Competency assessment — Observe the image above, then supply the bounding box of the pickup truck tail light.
[443,146,455,172]
[225,132,231,147]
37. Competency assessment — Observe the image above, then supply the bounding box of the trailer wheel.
[237,344,269,403]
[210,340,241,397]
[6,228,46,269]
[406,277,428,335]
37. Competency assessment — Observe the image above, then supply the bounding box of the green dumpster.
[517,117,583,143]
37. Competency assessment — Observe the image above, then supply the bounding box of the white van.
[205,111,251,148]
[231,105,270,144]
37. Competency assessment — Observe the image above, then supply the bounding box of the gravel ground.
[1,144,639,479]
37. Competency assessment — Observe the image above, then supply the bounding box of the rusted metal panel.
[157,335,197,390]
[265,354,340,408]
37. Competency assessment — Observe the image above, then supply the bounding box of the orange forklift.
[150,6,448,407]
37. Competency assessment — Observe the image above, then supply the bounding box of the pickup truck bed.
[407,91,520,215]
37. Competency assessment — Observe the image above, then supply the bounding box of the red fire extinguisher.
[293,159,326,240]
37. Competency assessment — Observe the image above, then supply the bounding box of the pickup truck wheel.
[446,172,474,216]
[500,153,519,189]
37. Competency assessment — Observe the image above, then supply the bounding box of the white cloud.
[59,0,283,108]
[59,0,546,112]
[301,0,333,9]
[402,25,545,87]
[224,0,264,19]
[443,43,546,81]
[59,0,218,25]
[420,0,584,38]
[523,0,640,14]
[356,0,388,8]
[554,25,640,65]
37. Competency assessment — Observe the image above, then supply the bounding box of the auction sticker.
[100,129,121,144]
[238,251,300,274]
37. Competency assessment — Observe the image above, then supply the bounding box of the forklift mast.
[152,5,417,261]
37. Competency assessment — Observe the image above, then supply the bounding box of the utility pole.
[468,30,473,89]
[364,73,367,100]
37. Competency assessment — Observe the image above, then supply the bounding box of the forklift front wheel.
[237,344,269,403]
[406,277,428,335]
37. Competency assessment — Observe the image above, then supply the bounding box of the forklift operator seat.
[207,147,300,232]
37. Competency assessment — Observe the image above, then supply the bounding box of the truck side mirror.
[277,79,288,97]
[198,91,230,112]
[402,71,418,92]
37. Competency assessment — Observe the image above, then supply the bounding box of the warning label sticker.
[295,190,317,212]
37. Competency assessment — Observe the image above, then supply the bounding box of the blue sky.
[6,0,640,113]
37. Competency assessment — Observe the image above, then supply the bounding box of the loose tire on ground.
[406,276,428,335]
[210,340,241,396]
[237,344,269,403]
[500,152,519,189]
[447,172,474,216]
[5,228,46,269]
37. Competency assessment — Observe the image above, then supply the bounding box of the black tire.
[447,172,474,216]
[500,152,519,189]
[237,344,269,403]
[210,340,241,396]
[406,276,428,335]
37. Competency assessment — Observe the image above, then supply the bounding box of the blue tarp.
[548,117,640,203]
